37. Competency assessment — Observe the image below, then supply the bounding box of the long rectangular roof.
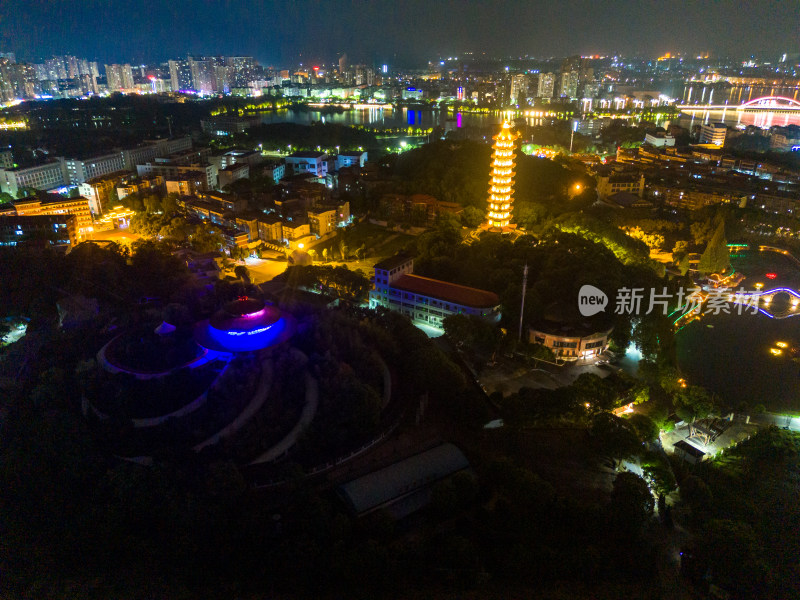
[674,440,706,458]
[374,253,413,271]
[393,274,500,309]
[337,443,470,516]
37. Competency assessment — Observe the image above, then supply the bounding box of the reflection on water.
[676,250,800,412]
[682,84,800,106]
[248,107,558,130]
[677,312,800,412]
[678,84,800,128]
[677,108,800,129]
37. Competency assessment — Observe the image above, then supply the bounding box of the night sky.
[1,0,797,66]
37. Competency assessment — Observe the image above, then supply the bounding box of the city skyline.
[1,0,797,66]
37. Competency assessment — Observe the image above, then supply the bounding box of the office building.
[307,201,350,236]
[12,196,93,241]
[121,137,192,170]
[530,324,613,359]
[596,171,645,200]
[285,151,329,177]
[0,214,77,247]
[335,151,368,170]
[0,161,67,196]
[78,171,129,215]
[262,161,285,184]
[644,132,676,147]
[138,162,217,190]
[64,153,126,185]
[369,254,501,330]
[0,150,12,169]
[699,123,727,146]
[209,148,264,170]
[218,163,249,188]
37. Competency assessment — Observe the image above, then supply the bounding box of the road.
[751,412,800,430]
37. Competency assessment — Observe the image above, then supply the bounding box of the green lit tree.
[698,219,729,275]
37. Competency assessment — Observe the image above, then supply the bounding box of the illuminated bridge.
[680,96,800,114]
[673,288,800,329]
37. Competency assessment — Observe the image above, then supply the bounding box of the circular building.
[195,296,292,352]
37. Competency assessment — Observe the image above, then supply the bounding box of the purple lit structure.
[195,297,291,352]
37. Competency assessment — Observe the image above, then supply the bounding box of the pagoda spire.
[485,121,519,230]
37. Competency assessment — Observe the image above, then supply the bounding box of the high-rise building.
[581,80,600,99]
[168,59,193,91]
[226,56,255,88]
[105,64,134,91]
[338,53,348,74]
[12,63,39,98]
[214,65,231,94]
[44,57,65,81]
[104,64,120,90]
[0,59,38,100]
[33,63,47,81]
[121,64,134,89]
[80,73,99,95]
[189,57,215,93]
[64,56,79,79]
[485,122,519,230]
[0,58,15,102]
[559,71,579,98]
[510,74,529,105]
[536,72,555,99]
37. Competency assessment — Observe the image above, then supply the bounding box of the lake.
[676,248,800,412]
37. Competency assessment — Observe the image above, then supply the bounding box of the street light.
[569,119,578,153]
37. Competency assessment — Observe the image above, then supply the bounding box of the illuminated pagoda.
[485,121,519,231]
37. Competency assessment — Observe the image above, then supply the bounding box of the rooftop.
[605,191,652,208]
[393,274,500,308]
[674,439,707,459]
[288,151,327,159]
[337,443,470,517]
[374,253,414,272]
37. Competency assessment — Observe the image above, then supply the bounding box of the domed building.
[195,296,291,352]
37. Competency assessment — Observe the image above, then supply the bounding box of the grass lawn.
[313,221,415,265]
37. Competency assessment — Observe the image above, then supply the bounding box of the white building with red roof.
[369,254,501,330]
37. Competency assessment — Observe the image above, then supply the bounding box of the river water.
[676,83,800,128]
[255,107,514,130]
[676,249,800,412]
